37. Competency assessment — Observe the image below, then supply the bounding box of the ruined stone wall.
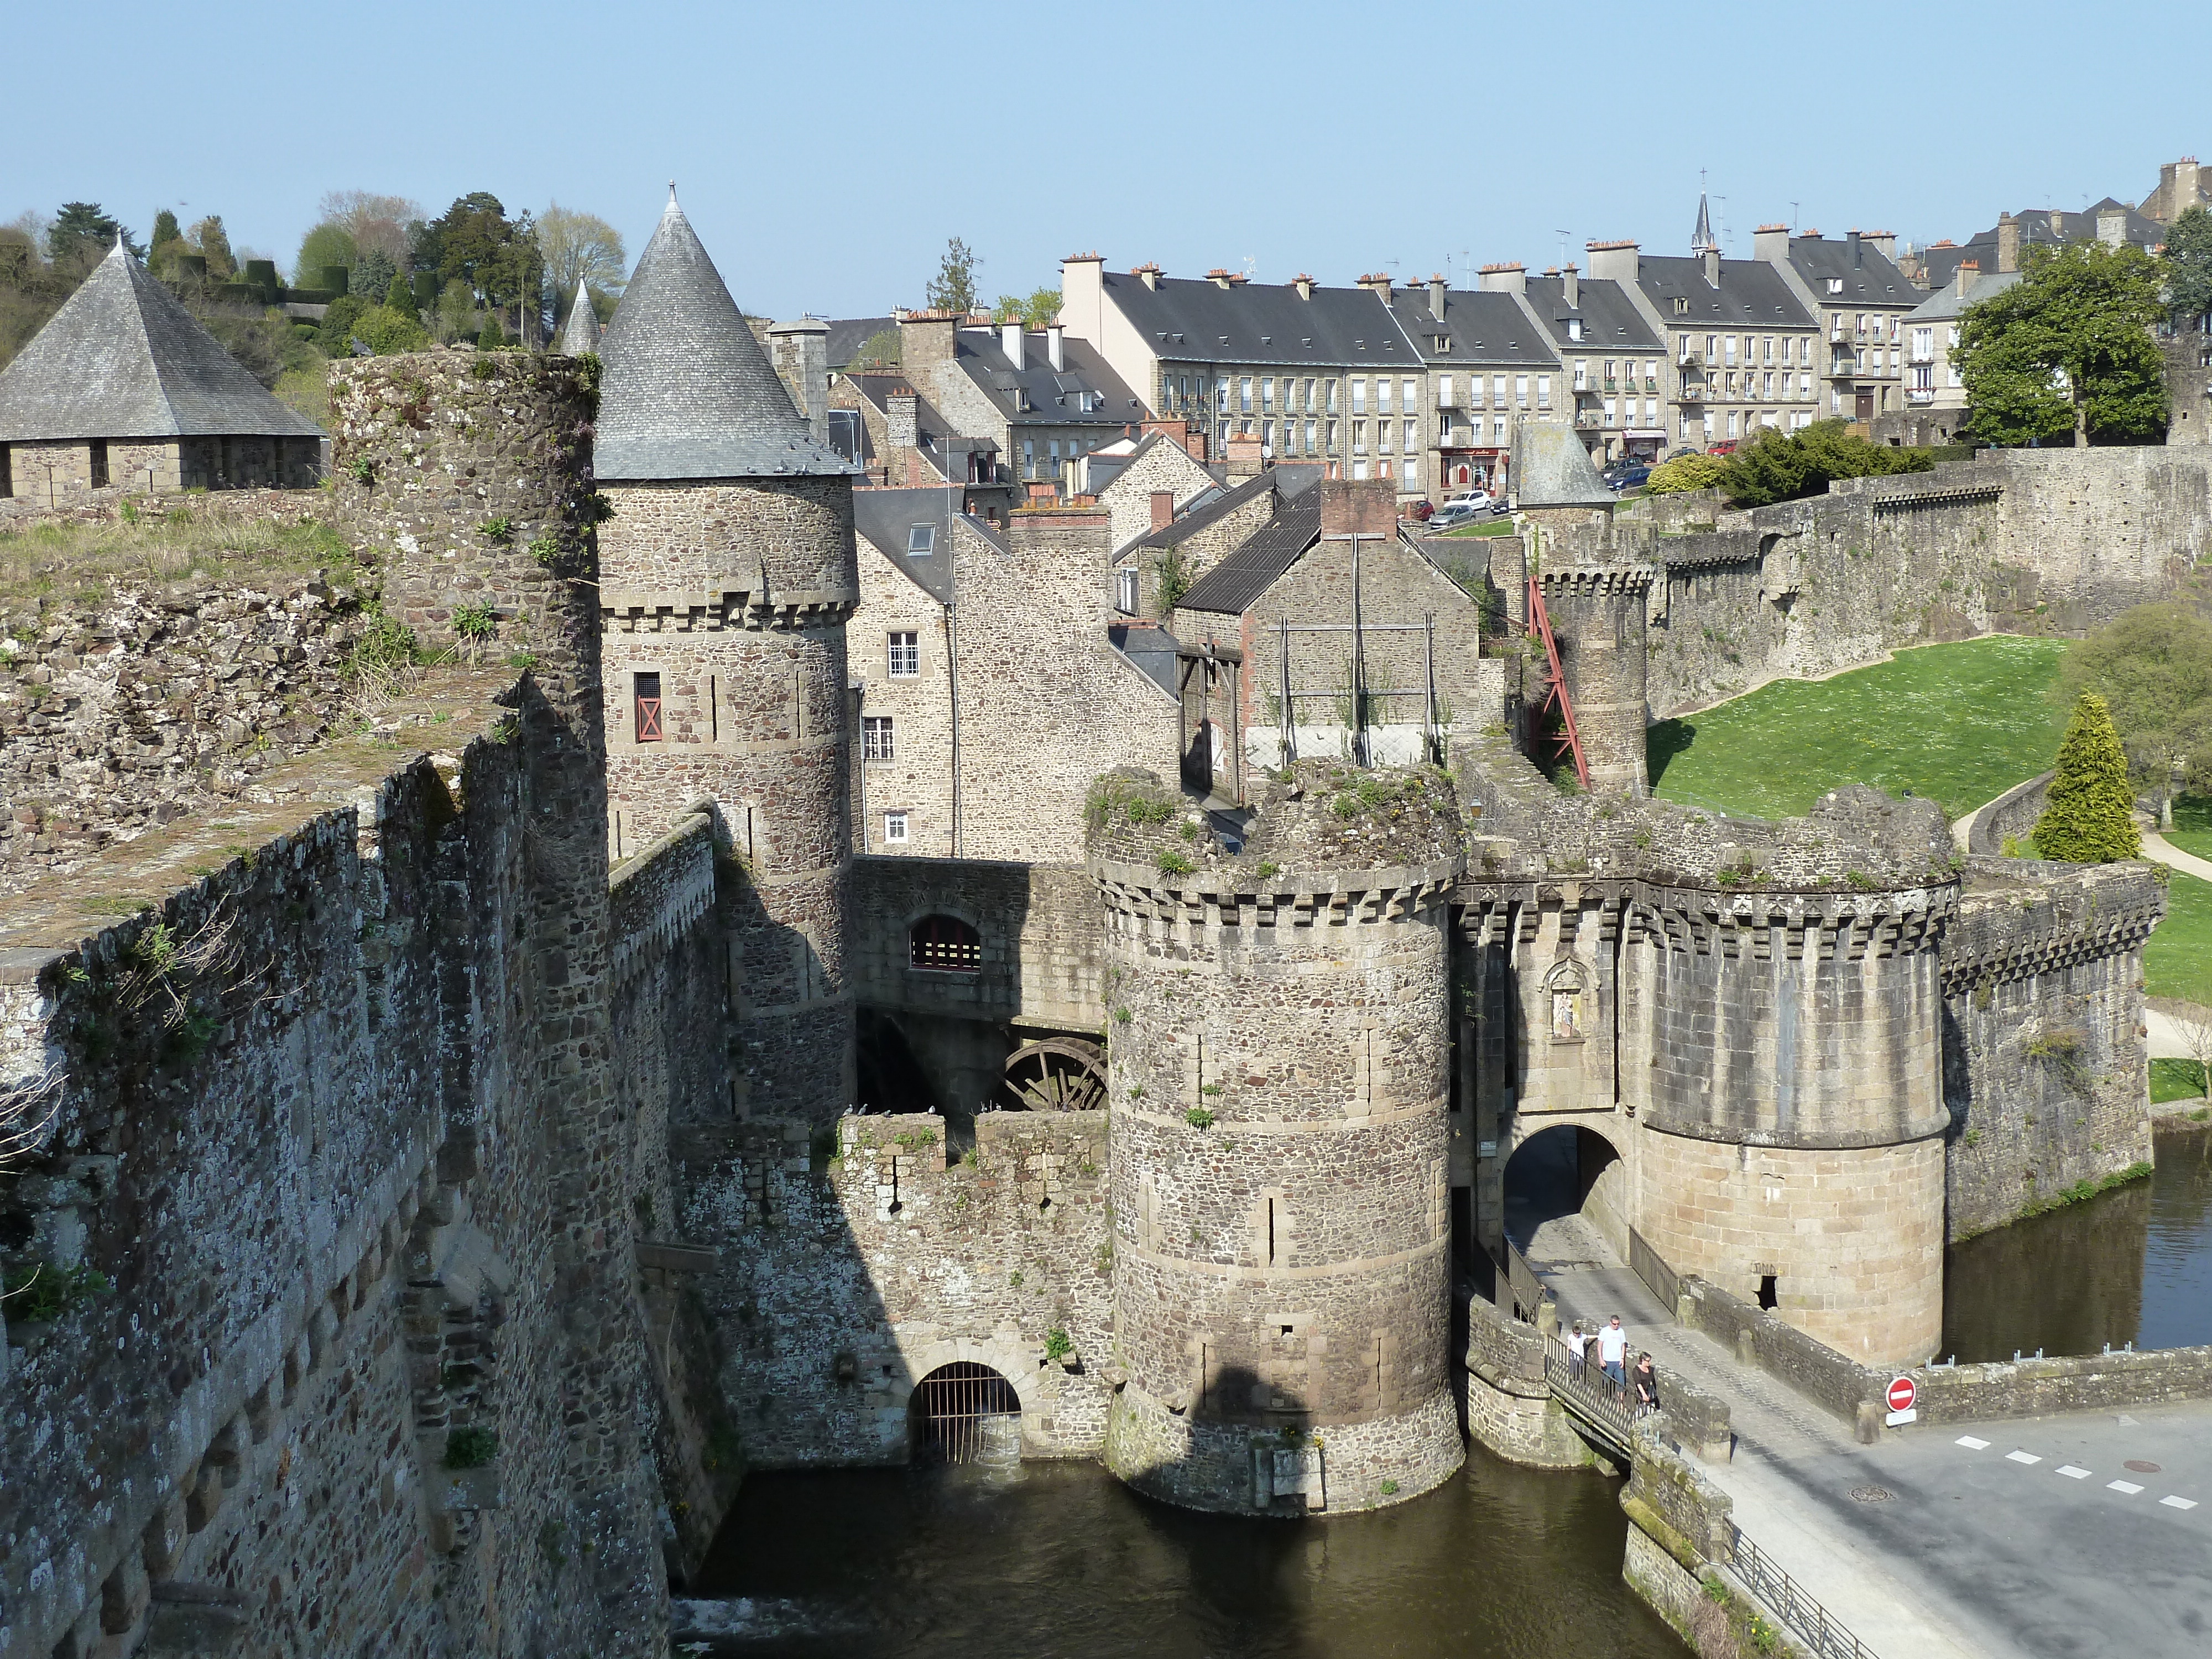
[667,1110,1114,1472]
[1540,566,1651,794]
[0,575,365,898]
[1940,858,2163,1239]
[0,726,664,1658]
[0,481,324,534]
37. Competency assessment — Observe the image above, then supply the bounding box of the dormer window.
[1827,278,1844,294]
[907,524,935,555]
[1672,296,1690,315]
[1568,319,1584,340]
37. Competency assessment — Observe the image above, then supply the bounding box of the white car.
[1430,491,1493,528]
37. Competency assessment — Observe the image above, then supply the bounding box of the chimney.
[1702,245,1721,286]
[886,388,919,451]
[1150,489,1175,533]
[1001,320,1025,370]
[1208,268,1234,289]
[2097,206,2127,247]
[1480,261,1527,295]
[1954,259,1980,300]
[2180,158,2204,220]
[1863,229,1897,261]
[1848,228,1864,267]
[1754,223,1790,263]
[1225,430,1265,478]
[1047,323,1065,371]
[899,310,960,369]
[1292,272,1315,300]
[1357,272,1394,304]
[1562,263,1580,309]
[1583,241,1640,284]
[1997,213,2021,274]
[1429,273,1447,321]
[1318,477,1397,539]
[1133,260,1162,290]
[1060,251,1105,347]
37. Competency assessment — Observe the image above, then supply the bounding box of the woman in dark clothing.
[1632,1352,1661,1417]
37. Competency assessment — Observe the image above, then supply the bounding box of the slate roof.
[0,238,322,442]
[556,279,601,356]
[851,486,978,603]
[1175,492,1323,614]
[1785,236,1917,309]
[1101,270,1416,368]
[1920,202,2168,288]
[1110,621,1182,695]
[1511,420,1615,508]
[595,190,849,481]
[827,316,897,370]
[1521,275,1665,354]
[1903,269,2024,324]
[952,327,1145,426]
[1385,288,1559,367]
[1134,464,1321,552]
[1635,255,1818,330]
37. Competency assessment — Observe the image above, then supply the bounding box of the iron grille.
[910,915,980,973]
[912,1363,1020,1465]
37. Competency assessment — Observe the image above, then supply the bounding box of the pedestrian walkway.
[1517,1209,2212,1659]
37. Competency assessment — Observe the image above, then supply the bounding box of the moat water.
[1943,1123,2212,1361]
[681,1452,1687,1657]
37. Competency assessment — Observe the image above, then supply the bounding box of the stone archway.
[909,1362,1023,1466]
[1503,1119,1632,1261]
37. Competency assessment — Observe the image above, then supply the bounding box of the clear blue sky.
[7,0,2209,320]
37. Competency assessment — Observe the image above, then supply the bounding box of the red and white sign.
[1885,1375,1918,1424]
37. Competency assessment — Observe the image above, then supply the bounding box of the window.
[1515,374,1529,408]
[1603,398,1617,426]
[1672,296,1689,315]
[1304,418,1316,453]
[1493,416,1507,442]
[1569,316,1585,338]
[1763,336,1775,365]
[1827,278,1843,295]
[884,812,909,845]
[1912,326,1934,362]
[1377,419,1391,453]
[1377,378,1392,413]
[1723,337,1738,367]
[907,925,978,973]
[1327,378,1340,414]
[1302,377,1316,411]
[633,672,662,743]
[1353,419,1368,452]
[1439,374,1454,406]
[1573,360,1587,390]
[1239,376,1253,413]
[888,632,919,677]
[862,715,894,760]
[1762,372,1773,399]
[1326,419,1339,452]
[1404,418,1417,453]
[1022,439,1034,477]
[1117,567,1138,613]
[1261,420,1275,451]
[1352,378,1367,413]
[1603,359,1616,388]
[1491,374,1506,406]
[1537,375,1551,409]
[90,440,109,489]
[1403,377,1417,414]
[906,523,935,555]
[1262,376,1275,411]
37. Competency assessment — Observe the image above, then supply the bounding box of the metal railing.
[1730,1526,1880,1659]
[1627,1227,1678,1312]
[1504,1240,1547,1324]
[1542,1332,1646,1459]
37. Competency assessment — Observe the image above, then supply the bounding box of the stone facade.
[0,437,320,508]
[1094,430,1219,555]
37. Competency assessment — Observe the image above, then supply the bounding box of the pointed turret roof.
[594,188,847,480]
[556,279,601,356]
[1511,420,1616,509]
[0,237,322,441]
[1692,192,1717,253]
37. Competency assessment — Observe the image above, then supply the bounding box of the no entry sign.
[1886,1375,1918,1425]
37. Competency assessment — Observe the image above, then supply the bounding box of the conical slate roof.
[556,279,601,356]
[1511,420,1616,508]
[594,189,847,480]
[0,238,323,441]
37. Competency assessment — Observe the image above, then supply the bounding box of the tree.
[435,278,478,345]
[849,328,900,369]
[352,248,398,309]
[353,305,431,355]
[189,215,235,279]
[149,208,184,270]
[2059,602,2212,828]
[990,284,1060,328]
[477,314,506,351]
[2034,691,2143,862]
[385,274,418,319]
[2154,998,2212,1098]
[1955,241,2168,447]
[317,190,418,267]
[925,236,979,315]
[1719,419,1932,507]
[2162,205,2212,328]
[294,222,357,286]
[1644,453,1733,494]
[425,193,545,342]
[48,202,140,268]
[538,203,627,321]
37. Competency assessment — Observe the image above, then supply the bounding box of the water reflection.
[684,1451,1688,1658]
[1942,1125,2212,1361]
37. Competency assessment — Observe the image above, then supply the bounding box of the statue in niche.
[1546,961,1587,1042]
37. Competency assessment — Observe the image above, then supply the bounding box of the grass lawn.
[1648,635,2069,822]
[2161,794,2212,863]
[2147,868,2212,1006]
[1435,518,1516,538]
[2150,1057,2208,1104]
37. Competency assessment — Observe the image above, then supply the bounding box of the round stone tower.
[1618,789,1959,1367]
[593,189,858,1121]
[1093,764,1464,1515]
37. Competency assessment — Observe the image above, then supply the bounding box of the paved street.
[1518,1208,2210,1658]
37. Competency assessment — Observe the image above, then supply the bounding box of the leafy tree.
[352,248,398,308]
[1955,241,2168,447]
[1718,419,1932,507]
[2059,602,2212,828]
[925,236,979,315]
[435,278,478,345]
[428,193,544,340]
[1644,452,1732,494]
[2162,205,2212,328]
[538,203,627,321]
[990,285,1061,328]
[314,294,369,357]
[189,215,236,280]
[385,274,418,319]
[48,202,140,267]
[2034,691,2142,862]
[849,328,900,369]
[317,190,418,267]
[294,222,357,286]
[352,305,431,355]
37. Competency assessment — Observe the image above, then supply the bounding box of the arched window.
[910,915,980,973]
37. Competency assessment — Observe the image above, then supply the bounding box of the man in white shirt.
[1597,1314,1629,1389]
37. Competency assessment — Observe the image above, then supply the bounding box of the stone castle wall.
[1941,858,2164,1239]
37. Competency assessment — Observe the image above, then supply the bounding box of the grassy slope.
[1648,636,2070,822]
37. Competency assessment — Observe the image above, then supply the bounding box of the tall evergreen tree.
[2034,691,2142,862]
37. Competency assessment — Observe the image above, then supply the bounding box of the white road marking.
[2162,1496,2199,1511]
[1956,1436,1991,1450]
[2056,1465,2091,1479]
[2006,1451,2042,1465]
[2109,1480,2146,1495]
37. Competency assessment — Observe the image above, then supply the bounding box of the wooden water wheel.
[994,1037,1108,1112]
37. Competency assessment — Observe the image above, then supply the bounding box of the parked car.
[1430,491,1492,529]
[1608,466,1652,492]
[1404,498,1435,521]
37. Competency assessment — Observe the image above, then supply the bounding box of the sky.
[7,0,2211,321]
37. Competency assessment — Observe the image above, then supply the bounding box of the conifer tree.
[2034,691,2141,862]
[476,314,505,351]
[386,274,418,319]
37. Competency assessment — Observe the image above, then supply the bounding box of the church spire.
[1692,191,1717,254]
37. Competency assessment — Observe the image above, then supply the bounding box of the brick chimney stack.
[1150,490,1175,533]
[1317,477,1397,539]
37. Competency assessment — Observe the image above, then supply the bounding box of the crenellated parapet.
[1536,563,1655,599]
[599,587,859,633]
[1092,856,1459,931]
[1940,857,2165,994]
[1625,880,1955,964]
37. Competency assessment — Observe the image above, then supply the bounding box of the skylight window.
[907,524,936,555]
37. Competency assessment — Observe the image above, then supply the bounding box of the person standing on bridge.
[1633,1352,1661,1417]
[1597,1314,1629,1392]
[1566,1321,1588,1381]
